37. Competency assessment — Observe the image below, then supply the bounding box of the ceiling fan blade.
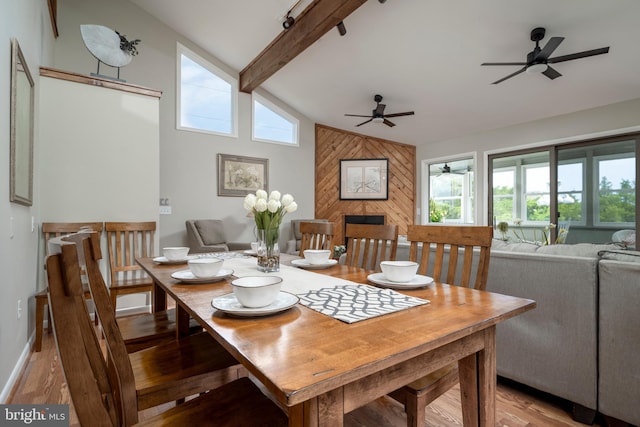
[356,119,373,127]
[383,119,396,127]
[384,111,415,118]
[535,36,564,61]
[375,103,386,116]
[481,62,527,66]
[490,66,527,84]
[548,47,610,64]
[542,65,562,80]
[345,114,373,118]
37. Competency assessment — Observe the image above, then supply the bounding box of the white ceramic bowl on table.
[163,246,190,261]
[231,276,283,308]
[303,249,332,265]
[187,257,223,278]
[380,260,419,282]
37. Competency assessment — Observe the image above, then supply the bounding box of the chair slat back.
[344,223,398,272]
[42,221,103,255]
[407,225,493,290]
[105,221,156,283]
[46,237,118,427]
[299,221,334,255]
[59,231,139,425]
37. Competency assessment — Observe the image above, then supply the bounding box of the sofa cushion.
[194,220,225,245]
[598,249,640,263]
[492,239,621,258]
[536,243,620,258]
[491,239,539,253]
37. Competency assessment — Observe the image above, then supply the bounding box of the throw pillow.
[195,220,225,245]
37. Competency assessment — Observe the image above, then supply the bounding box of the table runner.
[222,257,429,323]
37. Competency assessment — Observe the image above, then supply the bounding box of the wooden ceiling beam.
[239,0,367,93]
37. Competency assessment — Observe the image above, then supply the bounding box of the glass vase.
[257,227,280,272]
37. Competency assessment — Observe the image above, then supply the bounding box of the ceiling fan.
[436,163,467,176]
[345,94,415,127]
[481,27,610,85]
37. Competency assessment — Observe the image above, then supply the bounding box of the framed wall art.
[217,154,268,197]
[340,158,388,200]
[10,38,35,206]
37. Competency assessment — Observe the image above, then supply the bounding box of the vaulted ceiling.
[130,0,640,146]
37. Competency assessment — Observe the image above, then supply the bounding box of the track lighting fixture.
[337,21,346,36]
[282,14,295,29]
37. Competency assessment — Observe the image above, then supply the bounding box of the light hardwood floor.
[9,327,605,427]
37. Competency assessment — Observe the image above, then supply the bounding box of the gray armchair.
[186,220,251,253]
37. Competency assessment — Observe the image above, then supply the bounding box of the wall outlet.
[17,299,22,320]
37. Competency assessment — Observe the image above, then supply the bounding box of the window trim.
[251,92,299,146]
[421,154,477,225]
[176,42,238,138]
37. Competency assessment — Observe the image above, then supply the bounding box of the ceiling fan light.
[372,117,384,124]
[527,63,548,74]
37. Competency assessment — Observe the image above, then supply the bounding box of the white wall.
[53,0,317,249]
[416,97,640,225]
[0,0,54,402]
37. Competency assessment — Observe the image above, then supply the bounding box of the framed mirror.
[10,38,35,206]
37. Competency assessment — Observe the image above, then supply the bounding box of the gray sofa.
[487,240,640,425]
[597,251,640,427]
[185,219,251,253]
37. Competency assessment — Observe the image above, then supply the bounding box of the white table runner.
[222,257,429,323]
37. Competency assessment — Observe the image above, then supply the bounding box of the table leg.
[290,388,344,427]
[176,305,191,338]
[458,326,496,427]
[152,279,166,312]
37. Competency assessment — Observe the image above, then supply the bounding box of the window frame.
[252,92,299,146]
[422,154,476,225]
[594,152,636,227]
[489,133,639,243]
[176,42,238,138]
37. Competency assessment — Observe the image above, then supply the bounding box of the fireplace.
[343,215,385,245]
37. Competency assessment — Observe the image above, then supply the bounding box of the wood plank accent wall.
[315,124,416,246]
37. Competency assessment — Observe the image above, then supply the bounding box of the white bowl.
[188,257,223,278]
[163,246,190,261]
[303,249,332,265]
[231,276,283,308]
[380,261,419,283]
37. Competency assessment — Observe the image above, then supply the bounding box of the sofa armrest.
[286,239,298,255]
[227,242,251,251]
[487,250,599,410]
[192,243,229,253]
[598,259,640,425]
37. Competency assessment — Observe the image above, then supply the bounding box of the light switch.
[159,206,172,215]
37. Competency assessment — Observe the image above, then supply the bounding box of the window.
[490,135,638,244]
[424,157,475,224]
[595,154,636,226]
[176,43,237,137]
[252,93,299,146]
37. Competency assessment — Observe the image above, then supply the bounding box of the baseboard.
[0,338,32,403]
[115,304,152,317]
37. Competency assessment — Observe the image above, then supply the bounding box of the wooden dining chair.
[34,221,103,352]
[387,224,493,427]
[45,236,287,427]
[343,223,399,272]
[298,221,334,255]
[105,221,156,312]
[65,230,201,353]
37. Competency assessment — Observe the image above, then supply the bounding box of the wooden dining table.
[137,254,535,427]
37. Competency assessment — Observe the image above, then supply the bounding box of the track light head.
[283,14,295,30]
